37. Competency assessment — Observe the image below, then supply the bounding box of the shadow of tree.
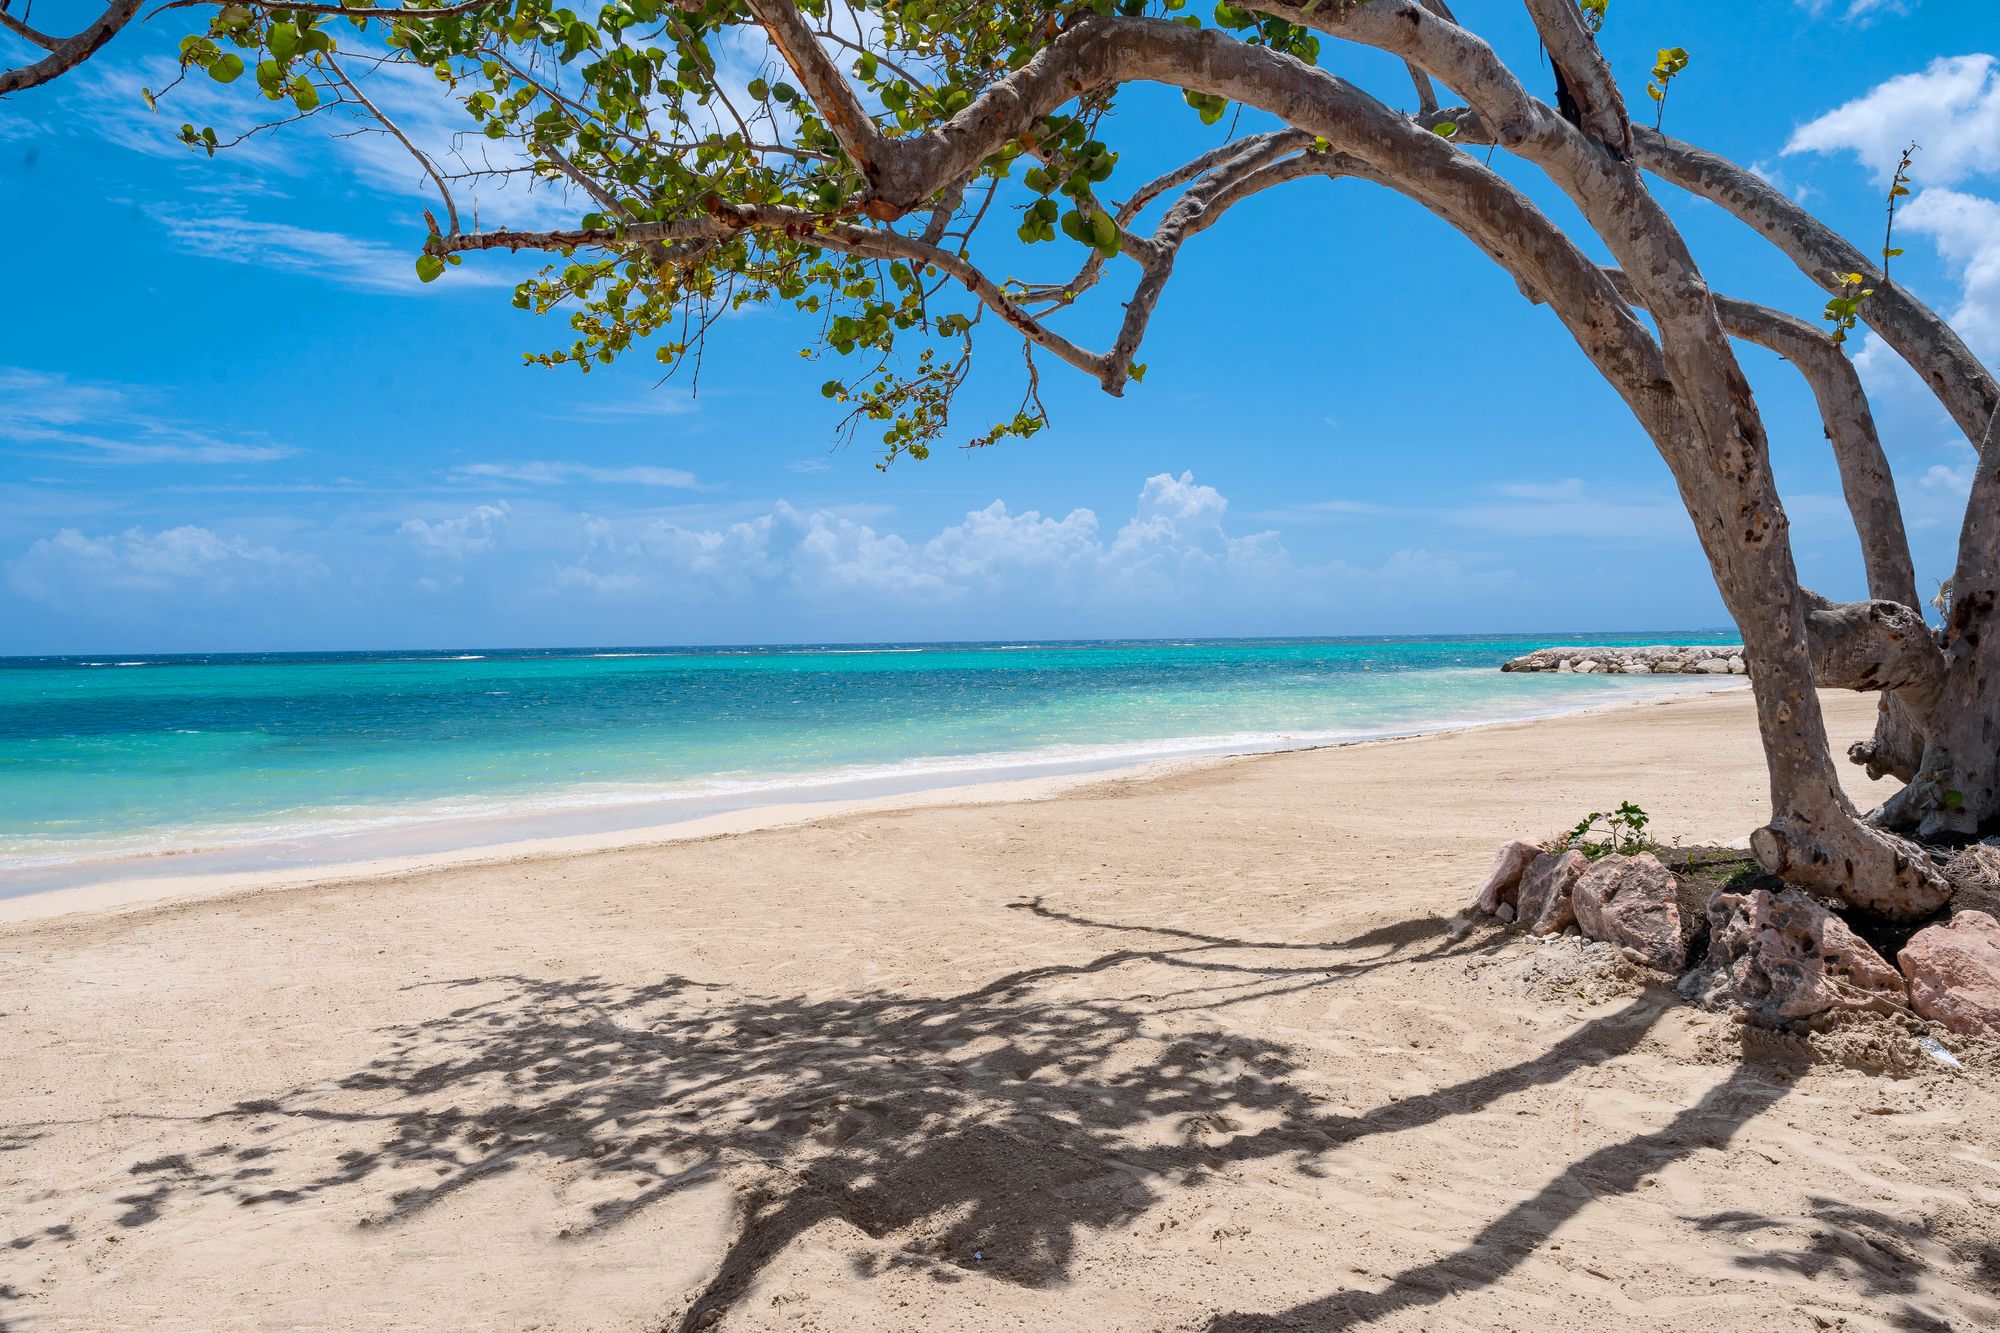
[16,904,1742,1331]
[1686,1196,2000,1333]
[1204,1062,1793,1330]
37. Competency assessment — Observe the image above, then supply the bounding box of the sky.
[2,0,1997,653]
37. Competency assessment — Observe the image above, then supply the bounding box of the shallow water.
[0,634,1741,888]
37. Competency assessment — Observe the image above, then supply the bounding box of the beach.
[3,685,1997,1331]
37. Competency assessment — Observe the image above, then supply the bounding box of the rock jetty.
[1499,644,1747,676]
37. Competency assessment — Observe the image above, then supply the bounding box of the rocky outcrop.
[1500,645,1748,676]
[1900,911,2000,1036]
[1681,887,1906,1024]
[1572,853,1685,970]
[1516,850,1587,936]
[1470,839,1544,916]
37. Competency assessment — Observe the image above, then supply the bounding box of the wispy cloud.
[0,367,294,465]
[144,198,504,296]
[1257,478,1693,542]
[451,461,706,489]
[1795,0,1916,24]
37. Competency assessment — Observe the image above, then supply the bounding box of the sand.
[2,687,1996,1332]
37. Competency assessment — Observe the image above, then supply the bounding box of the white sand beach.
[2,687,1996,1332]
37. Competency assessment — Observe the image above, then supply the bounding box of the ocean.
[0,634,1742,893]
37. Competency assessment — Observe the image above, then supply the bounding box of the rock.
[1572,853,1685,970]
[1497,645,1746,675]
[1516,850,1587,936]
[1471,839,1544,915]
[1684,888,1907,1024]
[1494,902,1516,924]
[1726,656,1747,675]
[1695,658,1732,674]
[1900,911,2000,1036]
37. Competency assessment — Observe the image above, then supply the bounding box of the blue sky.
[2,0,1997,652]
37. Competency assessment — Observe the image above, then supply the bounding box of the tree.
[7,0,1996,918]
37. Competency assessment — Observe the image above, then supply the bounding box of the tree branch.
[0,0,141,95]
[1633,125,1999,450]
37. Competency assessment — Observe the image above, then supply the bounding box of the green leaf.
[820,379,843,398]
[416,253,446,283]
[208,53,245,84]
[1884,246,1905,258]
[291,75,320,112]
[267,22,300,60]
[1431,120,1457,138]
[747,77,769,101]
[1945,789,1966,808]
[140,87,157,111]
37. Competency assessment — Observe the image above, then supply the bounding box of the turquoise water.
[0,634,1741,888]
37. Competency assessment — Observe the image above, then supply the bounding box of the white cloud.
[1785,54,2000,187]
[8,525,319,600]
[1785,56,2000,384]
[1795,0,1916,26]
[0,366,293,464]
[1892,187,2000,361]
[548,472,1480,611]
[1260,478,1693,542]
[400,502,511,558]
[452,461,704,489]
[144,198,505,296]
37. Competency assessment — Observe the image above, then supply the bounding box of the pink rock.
[1573,852,1685,970]
[1516,850,1587,936]
[1900,911,2000,1036]
[1686,888,1906,1024]
[1471,840,1544,915]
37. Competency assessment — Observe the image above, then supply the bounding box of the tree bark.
[1905,408,2000,839]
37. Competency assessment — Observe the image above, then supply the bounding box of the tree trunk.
[1898,410,2000,840]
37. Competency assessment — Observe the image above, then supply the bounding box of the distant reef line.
[1500,645,1748,676]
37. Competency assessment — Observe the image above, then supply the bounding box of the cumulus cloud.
[1786,55,2000,185]
[547,471,1469,613]
[1784,55,2000,377]
[1891,187,2000,361]
[8,525,318,601]
[400,502,511,559]
[0,366,294,465]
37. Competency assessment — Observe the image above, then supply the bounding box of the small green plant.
[1558,801,1654,858]
[1881,139,1918,281]
[1646,47,1690,129]
[1823,270,1875,345]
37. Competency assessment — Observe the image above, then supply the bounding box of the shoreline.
[0,678,1744,927]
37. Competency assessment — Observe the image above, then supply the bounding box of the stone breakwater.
[1499,645,1748,676]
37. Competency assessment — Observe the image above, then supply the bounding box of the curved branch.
[1632,125,1999,449]
[323,53,459,235]
[0,0,140,95]
[1604,267,1919,610]
[743,0,892,201]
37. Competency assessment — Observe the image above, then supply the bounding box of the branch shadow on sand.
[14,901,1831,1329]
